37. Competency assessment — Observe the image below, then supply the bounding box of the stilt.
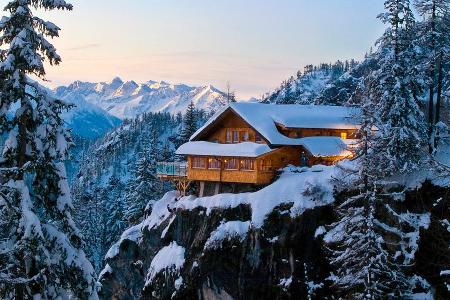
[199,181,205,197]
[214,182,221,195]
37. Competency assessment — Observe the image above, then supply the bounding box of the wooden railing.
[156,162,188,178]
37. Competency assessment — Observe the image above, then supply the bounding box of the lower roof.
[176,137,353,159]
[176,141,274,158]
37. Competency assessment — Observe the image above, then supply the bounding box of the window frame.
[240,158,255,171]
[207,157,221,170]
[232,131,240,143]
[224,158,239,170]
[192,157,207,169]
[226,130,232,143]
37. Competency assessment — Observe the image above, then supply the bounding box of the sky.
[1,0,386,98]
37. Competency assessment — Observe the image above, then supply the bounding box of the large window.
[226,130,232,143]
[240,159,255,171]
[340,132,348,140]
[224,158,239,170]
[242,131,249,141]
[208,158,221,169]
[233,131,239,143]
[192,157,206,169]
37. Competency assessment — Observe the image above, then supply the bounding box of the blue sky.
[2,0,386,98]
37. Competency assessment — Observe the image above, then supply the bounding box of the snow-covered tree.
[105,174,127,242]
[0,1,97,298]
[325,190,410,299]
[125,131,162,224]
[368,0,427,176]
[179,101,198,144]
[413,0,450,151]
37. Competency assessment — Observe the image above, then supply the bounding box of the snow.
[54,78,228,119]
[299,136,353,157]
[145,241,186,285]
[143,191,179,231]
[176,141,274,158]
[174,276,183,290]
[98,263,113,279]
[314,226,326,238]
[105,223,143,259]
[161,215,176,238]
[191,103,360,146]
[278,276,293,288]
[175,164,337,228]
[177,139,351,159]
[204,221,251,250]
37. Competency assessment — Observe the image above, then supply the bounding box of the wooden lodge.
[157,103,360,196]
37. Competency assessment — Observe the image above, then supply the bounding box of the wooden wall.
[201,111,266,144]
[186,146,304,185]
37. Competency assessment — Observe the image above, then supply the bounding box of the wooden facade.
[198,109,266,144]
[185,146,299,185]
[160,106,357,191]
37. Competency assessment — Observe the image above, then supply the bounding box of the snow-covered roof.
[176,141,274,158]
[298,136,352,157]
[190,103,360,146]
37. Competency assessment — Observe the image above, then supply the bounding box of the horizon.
[1,0,386,99]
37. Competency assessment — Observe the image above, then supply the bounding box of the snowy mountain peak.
[109,76,124,86]
[55,79,228,119]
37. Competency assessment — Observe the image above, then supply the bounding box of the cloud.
[65,43,101,51]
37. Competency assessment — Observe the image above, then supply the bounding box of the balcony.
[156,162,188,179]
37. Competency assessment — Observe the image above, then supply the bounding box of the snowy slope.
[55,78,228,119]
[60,94,121,139]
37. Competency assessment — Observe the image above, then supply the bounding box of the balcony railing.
[156,162,188,178]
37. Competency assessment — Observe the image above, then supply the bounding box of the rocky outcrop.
[99,181,450,300]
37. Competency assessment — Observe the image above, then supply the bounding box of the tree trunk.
[435,50,443,125]
[428,1,437,154]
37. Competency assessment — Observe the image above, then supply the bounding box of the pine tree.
[326,191,410,299]
[413,0,450,151]
[179,101,198,144]
[0,1,97,298]
[105,174,126,242]
[125,131,161,224]
[370,0,427,176]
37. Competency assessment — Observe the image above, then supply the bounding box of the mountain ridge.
[55,77,228,120]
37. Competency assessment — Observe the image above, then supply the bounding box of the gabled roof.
[190,103,361,146]
[176,141,274,158]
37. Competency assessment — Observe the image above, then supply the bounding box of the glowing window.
[192,157,206,169]
[224,158,239,170]
[208,158,221,169]
[240,159,254,171]
[341,132,348,140]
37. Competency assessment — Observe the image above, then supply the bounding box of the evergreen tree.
[125,131,161,224]
[0,1,97,298]
[413,0,450,151]
[369,0,426,176]
[105,174,126,242]
[326,190,410,299]
[179,101,198,144]
[326,3,428,298]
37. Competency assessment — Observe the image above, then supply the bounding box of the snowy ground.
[174,164,338,228]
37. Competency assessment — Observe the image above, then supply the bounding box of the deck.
[156,162,188,179]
